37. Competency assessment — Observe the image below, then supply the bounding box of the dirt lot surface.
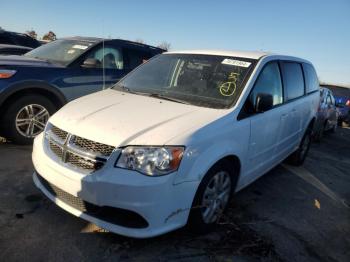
[0,129,349,262]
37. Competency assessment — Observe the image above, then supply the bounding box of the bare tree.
[26,30,37,39]
[42,31,57,41]
[158,41,171,51]
[135,38,145,44]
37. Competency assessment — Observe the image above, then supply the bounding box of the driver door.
[63,44,125,101]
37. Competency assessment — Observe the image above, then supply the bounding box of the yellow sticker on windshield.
[219,73,239,96]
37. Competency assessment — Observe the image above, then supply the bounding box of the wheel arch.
[190,153,242,193]
[0,81,67,117]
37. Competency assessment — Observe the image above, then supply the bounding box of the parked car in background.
[0,29,41,48]
[0,44,32,55]
[0,37,164,144]
[314,87,338,141]
[321,84,350,126]
[336,98,350,126]
[32,50,319,238]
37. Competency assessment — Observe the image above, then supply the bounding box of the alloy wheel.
[201,171,231,224]
[15,104,50,138]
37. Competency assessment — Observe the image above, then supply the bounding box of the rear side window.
[281,62,305,100]
[303,63,319,93]
[123,48,152,69]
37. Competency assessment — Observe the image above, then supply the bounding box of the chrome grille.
[67,154,103,171]
[51,125,68,141]
[49,140,63,158]
[46,124,115,173]
[73,136,115,156]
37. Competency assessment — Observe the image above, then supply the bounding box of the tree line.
[25,29,171,50]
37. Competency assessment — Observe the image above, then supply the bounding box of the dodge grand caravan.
[32,50,320,238]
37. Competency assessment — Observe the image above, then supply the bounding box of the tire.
[329,123,337,133]
[1,95,56,144]
[188,159,238,233]
[288,126,312,166]
[314,123,324,142]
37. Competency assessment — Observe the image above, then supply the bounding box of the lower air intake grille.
[37,173,148,229]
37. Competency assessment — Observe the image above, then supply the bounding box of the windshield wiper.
[113,85,189,105]
[148,93,190,105]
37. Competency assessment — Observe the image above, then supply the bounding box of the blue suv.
[0,37,164,144]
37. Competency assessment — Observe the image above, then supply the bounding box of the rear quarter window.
[303,63,319,93]
[281,62,305,100]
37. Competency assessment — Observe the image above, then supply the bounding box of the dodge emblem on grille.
[61,134,73,163]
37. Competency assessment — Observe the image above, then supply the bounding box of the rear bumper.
[32,133,199,238]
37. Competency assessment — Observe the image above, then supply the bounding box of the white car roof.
[165,49,313,65]
[165,49,270,59]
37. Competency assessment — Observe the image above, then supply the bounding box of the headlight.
[115,146,184,176]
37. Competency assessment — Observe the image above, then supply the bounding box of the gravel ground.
[0,128,349,262]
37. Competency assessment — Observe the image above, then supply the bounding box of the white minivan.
[32,50,320,238]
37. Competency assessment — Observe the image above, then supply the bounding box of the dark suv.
[0,37,164,144]
[0,30,41,48]
[0,30,41,55]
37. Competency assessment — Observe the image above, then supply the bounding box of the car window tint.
[303,63,319,93]
[123,48,152,69]
[281,62,305,100]
[0,34,14,45]
[326,95,332,105]
[250,62,283,108]
[13,34,39,48]
[88,46,123,69]
[330,94,335,105]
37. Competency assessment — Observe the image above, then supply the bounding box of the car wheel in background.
[1,95,56,144]
[188,159,237,233]
[330,123,337,133]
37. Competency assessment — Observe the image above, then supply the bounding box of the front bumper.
[32,133,199,238]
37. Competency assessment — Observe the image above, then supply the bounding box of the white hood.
[49,89,229,147]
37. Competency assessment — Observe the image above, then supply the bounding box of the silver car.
[314,87,338,141]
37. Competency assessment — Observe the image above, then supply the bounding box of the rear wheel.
[188,160,237,233]
[329,123,337,133]
[1,95,56,144]
[314,123,325,142]
[288,126,312,166]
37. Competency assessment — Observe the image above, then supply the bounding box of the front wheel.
[188,160,236,233]
[1,95,56,144]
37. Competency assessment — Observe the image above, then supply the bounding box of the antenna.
[102,18,106,90]
[102,37,105,90]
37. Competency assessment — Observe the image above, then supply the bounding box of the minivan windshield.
[25,39,94,65]
[113,54,256,109]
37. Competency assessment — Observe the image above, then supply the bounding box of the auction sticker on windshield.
[221,58,251,67]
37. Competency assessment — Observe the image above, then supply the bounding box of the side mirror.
[255,93,273,113]
[81,58,101,68]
